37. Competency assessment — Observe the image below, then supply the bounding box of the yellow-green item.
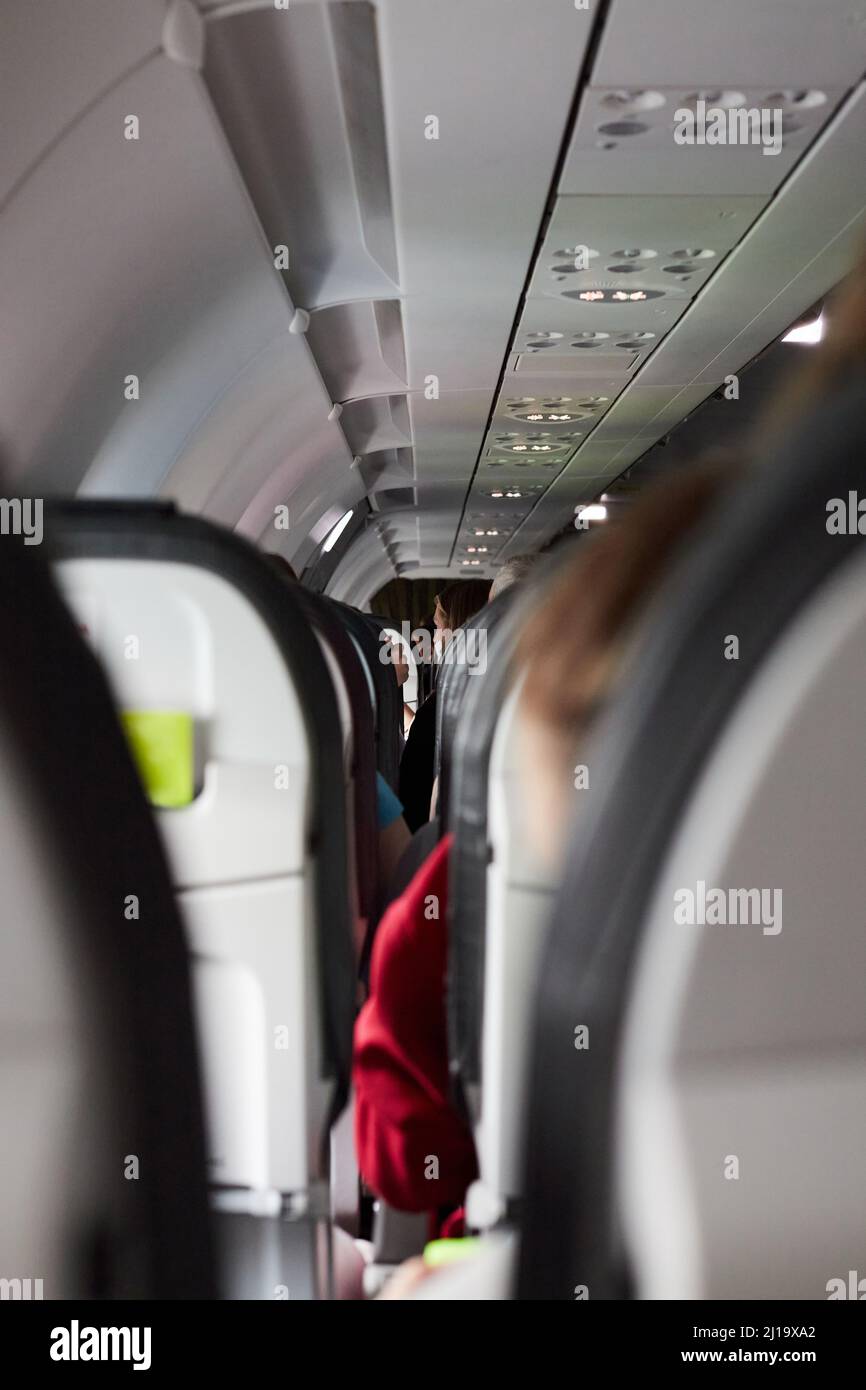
[423,1238,481,1269]
[122,711,194,808]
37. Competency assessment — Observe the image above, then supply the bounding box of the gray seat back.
[517,379,866,1299]
[1,523,213,1298]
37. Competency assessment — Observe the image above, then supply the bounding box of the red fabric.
[353,834,478,1213]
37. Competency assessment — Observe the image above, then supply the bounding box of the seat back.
[446,556,569,1108]
[1,523,213,1298]
[446,604,522,1107]
[49,502,356,1296]
[618,543,866,1299]
[331,603,403,790]
[468,682,560,1229]
[295,587,379,930]
[435,594,511,833]
[516,379,866,1299]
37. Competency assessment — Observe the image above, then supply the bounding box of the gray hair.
[489,552,540,600]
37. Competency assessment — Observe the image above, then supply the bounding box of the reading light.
[322,509,354,552]
[577,503,608,523]
[783,312,824,344]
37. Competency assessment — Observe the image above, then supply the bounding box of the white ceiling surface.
[472,0,866,566]
[0,0,591,602]
[0,0,363,569]
[1,4,866,606]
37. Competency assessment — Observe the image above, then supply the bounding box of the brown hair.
[435,579,490,632]
[517,464,735,738]
[268,553,298,583]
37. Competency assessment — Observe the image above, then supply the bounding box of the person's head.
[489,552,540,600]
[433,579,490,644]
[514,463,735,868]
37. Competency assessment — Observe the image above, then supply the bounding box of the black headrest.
[331,604,403,791]
[293,587,379,925]
[435,592,514,834]
[517,379,866,1300]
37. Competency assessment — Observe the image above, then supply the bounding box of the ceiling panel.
[459,0,866,572]
[560,85,845,196]
[591,0,866,89]
[0,0,166,207]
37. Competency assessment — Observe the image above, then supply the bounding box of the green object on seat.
[423,1238,481,1269]
[122,711,194,808]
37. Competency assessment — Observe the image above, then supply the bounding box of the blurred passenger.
[376,772,411,896]
[489,552,540,600]
[397,580,489,832]
[355,462,735,1257]
[267,552,299,582]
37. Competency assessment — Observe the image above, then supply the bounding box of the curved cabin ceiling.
[2,1,866,606]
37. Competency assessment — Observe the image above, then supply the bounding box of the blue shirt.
[376,772,404,829]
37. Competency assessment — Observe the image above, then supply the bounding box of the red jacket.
[353,834,478,1213]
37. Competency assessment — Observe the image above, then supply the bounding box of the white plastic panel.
[55,558,311,888]
[186,875,326,1196]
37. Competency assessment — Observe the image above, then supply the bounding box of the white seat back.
[470,682,559,1226]
[57,555,327,1196]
